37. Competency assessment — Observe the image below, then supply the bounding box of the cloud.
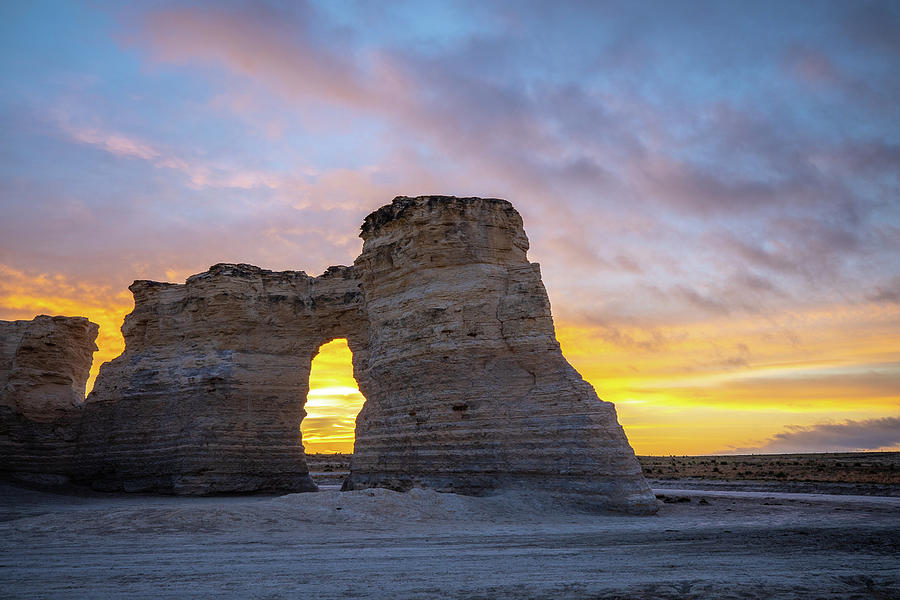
[0,264,134,389]
[64,125,160,160]
[665,273,788,317]
[672,284,732,315]
[704,217,865,298]
[562,319,677,354]
[731,417,900,453]
[868,276,900,304]
[125,3,897,250]
[129,4,632,203]
[784,45,844,87]
[844,2,900,56]
[711,234,798,275]
[21,4,900,311]
[138,3,370,107]
[57,117,286,191]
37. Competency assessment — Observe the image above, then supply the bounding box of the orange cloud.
[557,302,900,454]
[0,264,132,391]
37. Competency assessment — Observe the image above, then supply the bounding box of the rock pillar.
[347,196,656,513]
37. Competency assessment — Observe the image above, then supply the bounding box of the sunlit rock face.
[347,197,656,514]
[0,196,655,513]
[0,315,98,483]
[78,264,367,494]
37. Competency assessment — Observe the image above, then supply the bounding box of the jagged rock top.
[127,263,357,294]
[360,196,517,238]
[185,263,311,284]
[1,314,96,328]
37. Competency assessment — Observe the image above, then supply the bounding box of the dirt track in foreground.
[2,481,899,599]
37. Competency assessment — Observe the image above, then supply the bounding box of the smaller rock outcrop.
[0,315,98,483]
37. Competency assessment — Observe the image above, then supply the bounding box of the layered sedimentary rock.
[345,197,655,513]
[77,264,366,493]
[0,315,98,482]
[0,195,655,513]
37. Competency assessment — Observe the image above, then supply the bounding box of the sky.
[1,0,898,455]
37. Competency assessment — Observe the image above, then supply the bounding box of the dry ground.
[2,460,899,599]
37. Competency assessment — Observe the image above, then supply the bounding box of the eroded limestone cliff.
[347,197,655,513]
[78,263,366,493]
[0,196,656,513]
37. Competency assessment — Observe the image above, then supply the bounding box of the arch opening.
[302,338,366,489]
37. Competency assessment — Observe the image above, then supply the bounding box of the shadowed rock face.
[0,196,656,513]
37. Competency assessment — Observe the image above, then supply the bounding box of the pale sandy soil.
[1,481,899,599]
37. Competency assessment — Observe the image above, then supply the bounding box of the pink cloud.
[129,5,608,196]
[784,46,843,87]
[64,125,160,160]
[57,116,289,191]
[113,2,899,334]
[138,5,372,108]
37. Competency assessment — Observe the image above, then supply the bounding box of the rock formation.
[0,196,656,513]
[0,315,97,483]
[346,197,654,512]
[76,264,365,493]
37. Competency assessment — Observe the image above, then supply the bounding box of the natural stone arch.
[77,263,370,494]
[0,196,656,513]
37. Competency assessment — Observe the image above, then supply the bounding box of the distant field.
[306,452,900,485]
[637,452,900,484]
[305,453,352,487]
[306,452,352,472]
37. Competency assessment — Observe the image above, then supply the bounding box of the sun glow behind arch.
[301,338,366,454]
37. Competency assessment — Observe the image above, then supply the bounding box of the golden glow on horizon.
[555,306,900,454]
[2,263,897,455]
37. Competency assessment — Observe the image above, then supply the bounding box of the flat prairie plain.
[2,452,898,599]
[638,452,900,484]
